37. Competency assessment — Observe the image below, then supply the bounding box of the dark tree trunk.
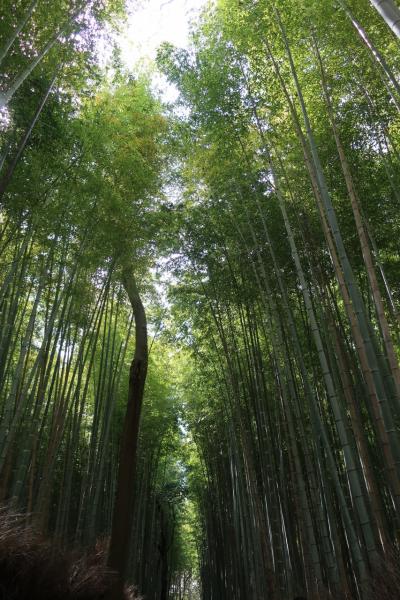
[107,265,148,600]
[159,503,169,600]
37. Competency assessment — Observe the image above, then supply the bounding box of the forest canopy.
[1,0,400,599]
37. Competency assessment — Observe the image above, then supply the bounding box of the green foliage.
[1,0,400,598]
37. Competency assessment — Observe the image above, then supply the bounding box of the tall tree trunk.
[371,0,400,38]
[0,4,82,109]
[0,0,38,68]
[337,0,400,109]
[107,264,148,600]
[0,35,60,109]
[313,35,400,404]
[0,71,58,200]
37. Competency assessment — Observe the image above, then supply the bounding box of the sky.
[118,0,208,99]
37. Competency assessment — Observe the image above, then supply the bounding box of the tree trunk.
[0,4,82,109]
[371,0,400,38]
[0,71,58,200]
[337,0,400,108]
[107,264,148,600]
[0,0,38,68]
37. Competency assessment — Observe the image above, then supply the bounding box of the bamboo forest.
[2,0,400,598]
